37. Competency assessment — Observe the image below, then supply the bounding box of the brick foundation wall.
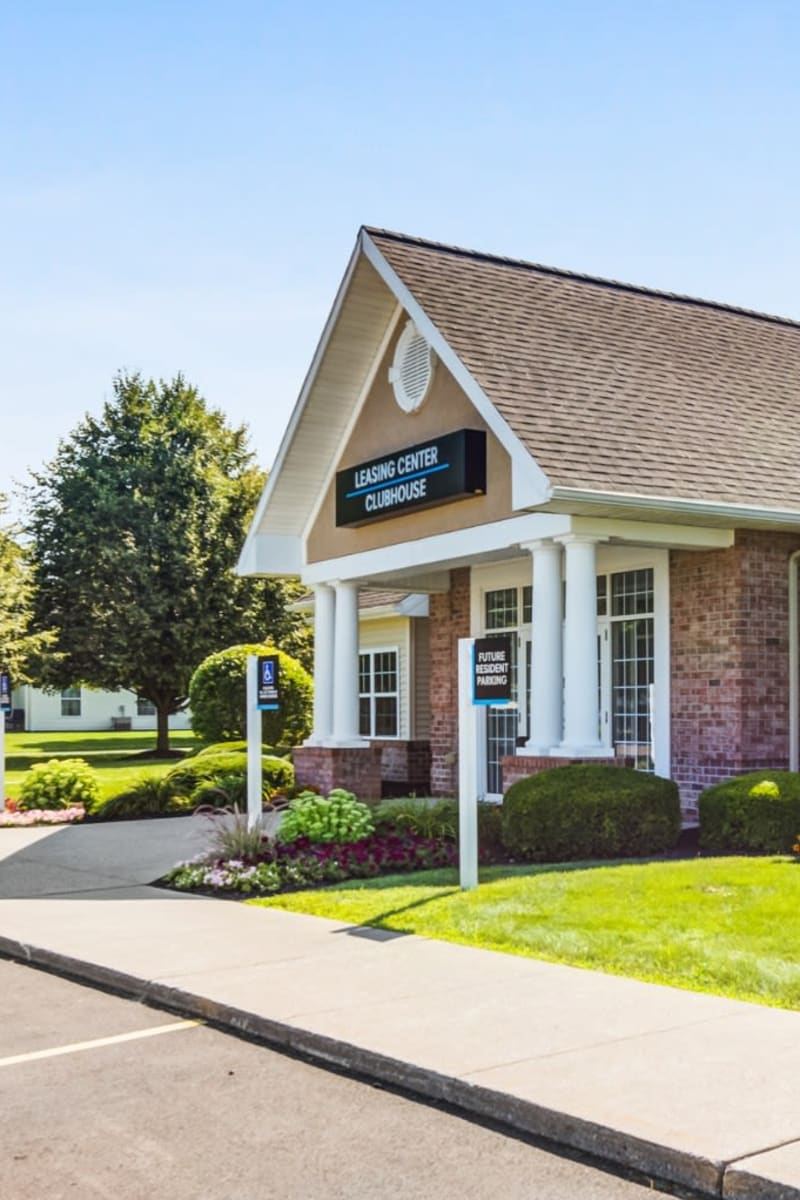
[670,530,800,801]
[293,746,383,802]
[428,568,471,796]
[371,739,432,795]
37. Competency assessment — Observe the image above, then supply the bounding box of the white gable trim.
[237,238,364,577]
[361,231,553,511]
[302,303,403,543]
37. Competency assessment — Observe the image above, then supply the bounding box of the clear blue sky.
[2,1,798,509]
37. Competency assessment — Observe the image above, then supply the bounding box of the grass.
[3,730,199,802]
[253,856,800,1010]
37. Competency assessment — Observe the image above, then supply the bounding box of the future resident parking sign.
[472,637,512,705]
[256,654,280,712]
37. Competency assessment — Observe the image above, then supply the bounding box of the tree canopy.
[0,495,54,684]
[27,373,308,751]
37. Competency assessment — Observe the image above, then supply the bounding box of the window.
[609,568,654,771]
[60,687,81,717]
[136,697,156,716]
[359,650,399,737]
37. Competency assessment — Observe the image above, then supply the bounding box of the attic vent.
[388,321,435,413]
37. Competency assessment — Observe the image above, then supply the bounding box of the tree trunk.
[155,703,170,756]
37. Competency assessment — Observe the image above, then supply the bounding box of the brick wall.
[670,530,800,801]
[501,754,621,791]
[428,567,471,795]
[371,739,431,795]
[293,746,383,801]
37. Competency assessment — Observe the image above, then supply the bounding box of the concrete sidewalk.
[1,819,799,1199]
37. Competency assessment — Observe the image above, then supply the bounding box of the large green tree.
[0,495,54,684]
[28,373,308,753]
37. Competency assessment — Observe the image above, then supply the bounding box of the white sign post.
[458,638,479,890]
[246,654,262,831]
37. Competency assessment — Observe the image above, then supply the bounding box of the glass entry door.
[483,586,531,797]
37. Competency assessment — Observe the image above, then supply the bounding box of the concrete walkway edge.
[1,931,784,1200]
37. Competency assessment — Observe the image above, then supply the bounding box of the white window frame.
[358,646,400,739]
[60,687,82,718]
[136,696,156,717]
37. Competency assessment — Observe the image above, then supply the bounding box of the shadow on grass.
[334,885,462,939]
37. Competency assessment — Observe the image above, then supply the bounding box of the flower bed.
[0,804,85,827]
[166,831,461,896]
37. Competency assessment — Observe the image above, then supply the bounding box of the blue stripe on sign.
[345,462,450,499]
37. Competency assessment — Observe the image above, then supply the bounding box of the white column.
[557,535,606,755]
[306,583,335,745]
[331,580,365,746]
[521,539,562,753]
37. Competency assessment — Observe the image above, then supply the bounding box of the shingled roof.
[367,228,800,512]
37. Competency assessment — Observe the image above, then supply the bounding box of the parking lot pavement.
[1,960,696,1200]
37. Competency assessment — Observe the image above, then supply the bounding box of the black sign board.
[257,654,280,712]
[472,637,512,706]
[0,670,11,714]
[336,429,486,527]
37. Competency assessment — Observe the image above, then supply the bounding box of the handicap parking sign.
[257,654,280,711]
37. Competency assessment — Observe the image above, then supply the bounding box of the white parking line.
[0,1020,202,1068]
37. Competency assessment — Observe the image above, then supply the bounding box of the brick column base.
[293,746,383,802]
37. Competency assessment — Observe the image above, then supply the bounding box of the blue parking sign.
[257,654,280,711]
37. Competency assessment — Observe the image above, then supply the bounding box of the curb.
[1,934,790,1200]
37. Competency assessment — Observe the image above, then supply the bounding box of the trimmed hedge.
[502,765,680,861]
[163,752,294,797]
[698,770,800,853]
[193,740,279,758]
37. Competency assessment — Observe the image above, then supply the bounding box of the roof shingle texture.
[368,229,800,510]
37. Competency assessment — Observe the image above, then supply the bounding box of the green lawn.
[254,856,800,1010]
[4,730,199,801]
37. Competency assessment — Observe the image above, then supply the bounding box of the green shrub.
[698,771,800,853]
[373,797,458,839]
[164,752,294,797]
[18,758,100,811]
[277,789,375,844]
[193,740,278,758]
[502,765,680,861]
[477,801,505,857]
[192,772,272,810]
[92,776,185,821]
[188,643,312,746]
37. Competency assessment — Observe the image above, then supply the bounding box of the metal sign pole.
[458,637,478,890]
[246,654,262,831]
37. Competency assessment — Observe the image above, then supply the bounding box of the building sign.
[336,429,486,527]
[0,670,11,714]
[257,654,280,711]
[472,637,512,705]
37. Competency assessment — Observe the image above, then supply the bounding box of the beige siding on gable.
[306,320,514,564]
[359,616,411,740]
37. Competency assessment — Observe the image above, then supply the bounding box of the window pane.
[374,697,398,737]
[611,569,654,617]
[485,588,517,630]
[359,654,370,693]
[522,586,532,625]
[611,617,654,771]
[61,687,81,717]
[136,697,155,716]
[597,575,607,617]
[359,698,371,737]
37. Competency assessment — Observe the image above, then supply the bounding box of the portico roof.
[240,227,800,579]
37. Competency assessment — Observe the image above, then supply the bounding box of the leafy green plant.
[698,771,800,853]
[502,765,680,861]
[188,643,312,746]
[17,758,100,811]
[374,797,458,839]
[276,789,375,845]
[192,772,263,810]
[91,775,185,820]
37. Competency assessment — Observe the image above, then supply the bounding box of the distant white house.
[9,685,192,733]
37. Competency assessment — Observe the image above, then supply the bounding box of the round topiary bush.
[188,643,312,747]
[18,758,100,812]
[501,764,680,861]
[698,770,800,853]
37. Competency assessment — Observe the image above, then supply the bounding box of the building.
[9,685,191,733]
[239,227,800,817]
